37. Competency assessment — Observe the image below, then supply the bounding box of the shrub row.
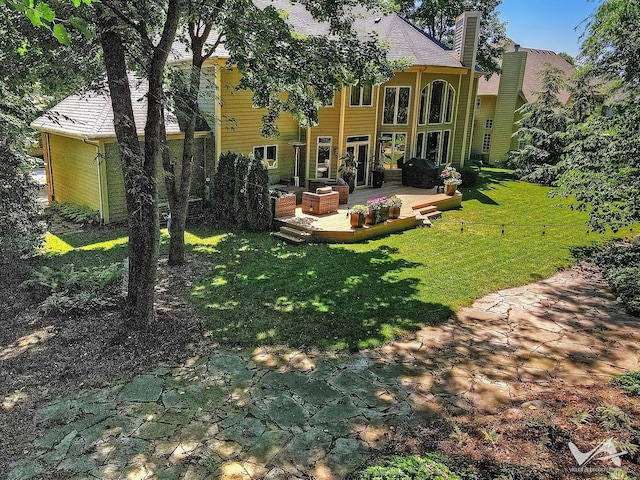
[210,152,272,231]
[591,237,640,315]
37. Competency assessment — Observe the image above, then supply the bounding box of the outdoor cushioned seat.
[301,190,340,215]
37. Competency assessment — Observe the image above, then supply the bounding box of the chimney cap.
[514,44,520,52]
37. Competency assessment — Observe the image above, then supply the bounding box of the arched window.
[423,80,455,125]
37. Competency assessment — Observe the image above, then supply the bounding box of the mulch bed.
[0,256,213,478]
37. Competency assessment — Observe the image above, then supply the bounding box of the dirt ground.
[0,256,212,478]
[1,253,639,479]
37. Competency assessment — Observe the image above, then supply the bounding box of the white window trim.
[315,136,332,179]
[349,84,373,107]
[380,131,407,168]
[382,86,411,125]
[418,84,430,126]
[427,80,455,126]
[253,144,278,169]
[321,93,335,108]
[416,129,451,165]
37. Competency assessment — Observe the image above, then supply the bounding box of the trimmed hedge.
[210,151,272,231]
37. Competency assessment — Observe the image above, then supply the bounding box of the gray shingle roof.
[31,74,181,139]
[169,0,463,69]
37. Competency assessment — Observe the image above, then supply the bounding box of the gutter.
[83,138,105,224]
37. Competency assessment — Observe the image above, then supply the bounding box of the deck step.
[273,231,307,244]
[383,169,402,183]
[414,214,433,227]
[274,226,312,244]
[424,210,442,220]
[417,205,438,215]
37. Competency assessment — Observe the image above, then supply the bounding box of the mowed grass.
[44,170,630,351]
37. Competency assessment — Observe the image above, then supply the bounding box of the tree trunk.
[98,0,182,327]
[99,14,156,327]
[166,28,208,266]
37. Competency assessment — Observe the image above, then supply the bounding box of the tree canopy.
[555,0,640,231]
[396,0,507,74]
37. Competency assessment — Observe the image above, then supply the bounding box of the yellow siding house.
[472,44,575,164]
[33,2,483,223]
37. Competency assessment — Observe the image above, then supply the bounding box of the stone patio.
[9,265,640,479]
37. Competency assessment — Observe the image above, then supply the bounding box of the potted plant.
[338,152,358,193]
[349,204,369,228]
[440,164,462,195]
[366,196,388,224]
[386,195,402,219]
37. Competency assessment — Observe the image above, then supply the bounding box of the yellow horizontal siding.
[49,134,100,210]
[490,51,527,162]
[104,137,212,223]
[471,95,496,154]
[219,68,300,183]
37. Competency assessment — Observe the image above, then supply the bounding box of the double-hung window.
[253,145,278,169]
[350,83,373,106]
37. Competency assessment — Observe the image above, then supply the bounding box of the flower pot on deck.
[350,212,366,228]
[388,206,401,219]
[445,184,457,196]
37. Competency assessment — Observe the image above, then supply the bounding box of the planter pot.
[379,206,389,222]
[350,212,366,228]
[445,184,457,196]
[342,175,356,193]
[366,208,378,225]
[372,171,384,188]
[388,206,401,219]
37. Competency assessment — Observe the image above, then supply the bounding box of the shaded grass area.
[43,169,629,352]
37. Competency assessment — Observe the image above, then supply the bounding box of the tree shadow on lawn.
[188,234,454,352]
[460,168,515,206]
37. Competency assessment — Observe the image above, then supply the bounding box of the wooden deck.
[273,181,462,243]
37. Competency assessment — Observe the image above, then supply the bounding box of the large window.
[415,130,451,165]
[350,83,373,106]
[380,132,407,169]
[421,80,455,125]
[315,137,331,178]
[383,86,410,125]
[253,145,277,169]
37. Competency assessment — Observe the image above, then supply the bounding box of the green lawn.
[44,170,629,352]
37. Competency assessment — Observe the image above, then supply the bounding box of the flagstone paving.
[9,265,640,479]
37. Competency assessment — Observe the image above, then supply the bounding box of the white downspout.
[83,138,105,223]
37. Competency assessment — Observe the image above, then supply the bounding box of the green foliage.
[223,0,397,135]
[459,166,480,188]
[556,102,640,232]
[23,262,124,315]
[595,403,633,431]
[210,152,272,231]
[512,65,571,183]
[481,428,502,445]
[245,157,272,231]
[580,0,640,92]
[0,122,45,257]
[359,454,461,480]
[518,164,558,186]
[611,371,640,396]
[589,238,640,314]
[554,1,640,232]
[570,410,592,428]
[49,201,100,225]
[397,0,507,75]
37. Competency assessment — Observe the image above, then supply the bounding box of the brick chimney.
[454,10,481,69]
